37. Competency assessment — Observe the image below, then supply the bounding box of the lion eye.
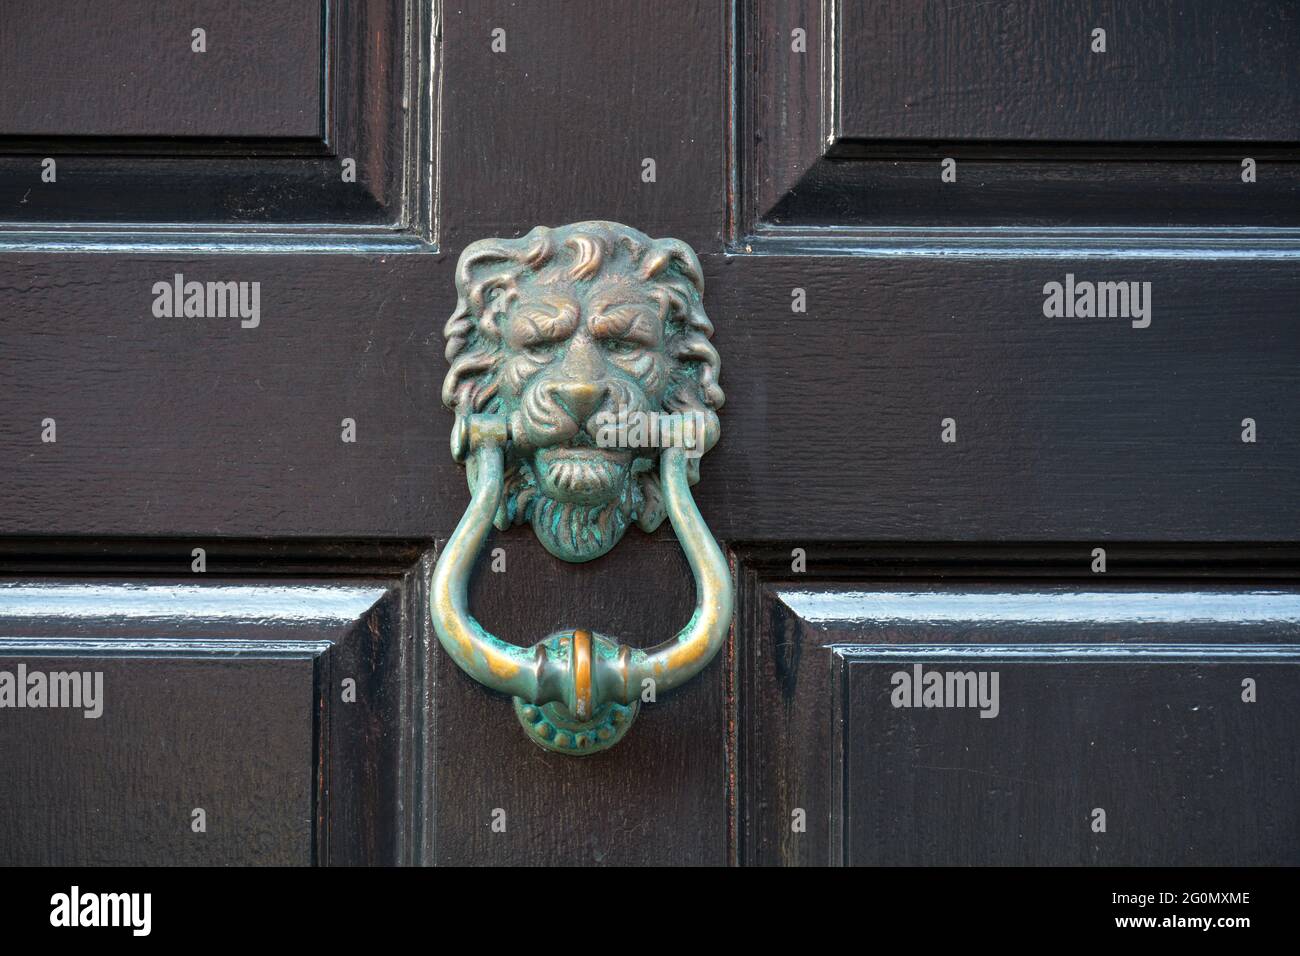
[602,339,640,354]
[524,343,557,362]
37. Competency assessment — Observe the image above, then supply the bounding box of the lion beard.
[495,455,664,563]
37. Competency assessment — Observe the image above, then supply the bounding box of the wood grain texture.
[0,653,316,865]
[0,252,1294,542]
[842,657,1300,865]
[430,534,728,865]
[762,154,1300,228]
[439,1,726,253]
[0,0,426,234]
[840,0,1300,143]
[701,254,1300,541]
[1,0,1298,871]
[0,577,415,865]
[737,568,1300,865]
[0,0,323,139]
[740,0,1300,231]
[737,0,825,239]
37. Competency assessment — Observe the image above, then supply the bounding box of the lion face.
[505,270,668,493]
[443,222,722,562]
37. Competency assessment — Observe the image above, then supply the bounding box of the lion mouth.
[534,447,632,504]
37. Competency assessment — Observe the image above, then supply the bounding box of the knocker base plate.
[514,696,639,755]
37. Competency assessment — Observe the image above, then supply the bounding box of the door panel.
[0,0,1295,868]
[0,0,427,237]
[840,655,1298,866]
[737,559,1300,865]
[729,1,1300,867]
[2,653,316,866]
[0,1,323,140]
[840,1,1300,143]
[0,254,444,538]
[743,0,1300,229]
[0,575,414,865]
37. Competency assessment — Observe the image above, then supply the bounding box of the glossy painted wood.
[439,0,726,252]
[739,0,1300,231]
[0,0,323,139]
[1,0,1297,867]
[0,0,429,237]
[0,574,416,865]
[734,547,1300,865]
[839,654,1299,865]
[433,535,727,865]
[840,1,1300,143]
[0,253,1294,541]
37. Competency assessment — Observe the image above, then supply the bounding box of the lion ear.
[636,471,667,534]
[639,238,704,293]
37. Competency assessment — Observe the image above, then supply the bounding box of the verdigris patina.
[442,220,723,561]
[432,222,731,754]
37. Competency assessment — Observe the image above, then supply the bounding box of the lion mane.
[442,221,723,553]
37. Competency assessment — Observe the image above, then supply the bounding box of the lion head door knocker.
[431,221,733,754]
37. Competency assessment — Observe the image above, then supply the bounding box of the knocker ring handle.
[433,221,731,754]
[431,413,733,754]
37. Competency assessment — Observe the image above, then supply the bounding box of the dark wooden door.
[0,1,1296,867]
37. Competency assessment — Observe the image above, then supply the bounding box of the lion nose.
[551,380,607,423]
